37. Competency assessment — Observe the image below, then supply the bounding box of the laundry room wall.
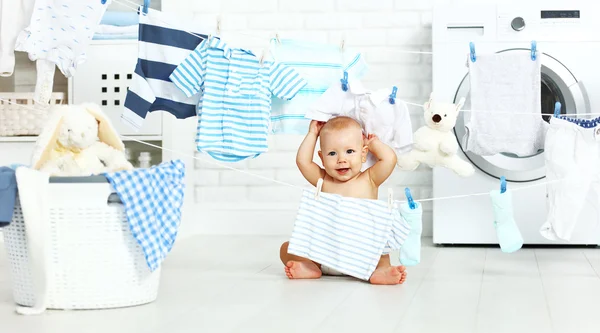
[160,0,443,237]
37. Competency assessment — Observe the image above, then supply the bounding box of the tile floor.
[1,236,600,333]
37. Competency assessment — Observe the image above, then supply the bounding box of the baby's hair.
[321,116,362,134]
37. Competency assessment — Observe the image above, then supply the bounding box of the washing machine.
[432,2,600,245]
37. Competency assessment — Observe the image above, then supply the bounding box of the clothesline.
[0,97,566,205]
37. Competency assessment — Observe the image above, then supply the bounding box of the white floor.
[1,236,600,333]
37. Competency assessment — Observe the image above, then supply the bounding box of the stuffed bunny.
[32,103,133,176]
[397,93,474,177]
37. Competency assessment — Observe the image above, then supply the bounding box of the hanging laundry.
[287,187,411,281]
[464,52,547,156]
[268,38,368,134]
[104,159,186,271]
[0,166,18,227]
[0,0,35,77]
[121,6,206,131]
[170,37,306,162]
[305,79,413,169]
[14,0,110,104]
[490,184,523,253]
[399,201,423,266]
[540,116,600,241]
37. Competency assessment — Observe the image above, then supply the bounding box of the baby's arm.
[296,120,326,187]
[366,134,397,187]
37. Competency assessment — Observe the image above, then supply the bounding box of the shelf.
[0,136,38,142]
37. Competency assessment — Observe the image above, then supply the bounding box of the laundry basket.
[2,176,161,310]
[0,92,66,136]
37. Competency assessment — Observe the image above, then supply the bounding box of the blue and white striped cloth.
[104,159,186,271]
[121,7,206,131]
[269,39,368,134]
[288,189,411,281]
[170,37,307,162]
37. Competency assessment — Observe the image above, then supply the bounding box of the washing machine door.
[453,49,590,182]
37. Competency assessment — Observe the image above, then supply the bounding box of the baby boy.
[279,116,407,285]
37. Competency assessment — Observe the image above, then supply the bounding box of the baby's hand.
[309,120,325,135]
[364,133,379,146]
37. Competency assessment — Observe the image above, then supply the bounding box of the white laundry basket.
[2,176,161,310]
[0,92,66,136]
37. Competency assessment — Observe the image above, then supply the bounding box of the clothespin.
[389,86,398,105]
[405,188,416,210]
[101,0,107,4]
[275,33,281,44]
[340,71,349,92]
[500,176,506,194]
[216,15,222,36]
[315,178,324,200]
[388,188,394,210]
[554,101,561,118]
[469,42,476,62]
[142,0,150,14]
[531,40,537,61]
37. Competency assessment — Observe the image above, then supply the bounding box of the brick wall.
[162,0,436,236]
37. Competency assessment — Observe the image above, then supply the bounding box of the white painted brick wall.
[175,0,435,235]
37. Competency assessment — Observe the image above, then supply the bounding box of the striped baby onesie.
[288,188,411,281]
[121,7,206,131]
[269,38,368,134]
[170,37,306,162]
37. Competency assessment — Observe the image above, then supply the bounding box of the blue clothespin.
[340,71,349,92]
[143,0,151,14]
[101,0,107,3]
[531,40,537,61]
[500,176,506,194]
[405,188,416,210]
[554,101,561,118]
[389,86,398,104]
[469,42,476,62]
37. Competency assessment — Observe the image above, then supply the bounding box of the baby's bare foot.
[284,261,322,279]
[369,265,407,285]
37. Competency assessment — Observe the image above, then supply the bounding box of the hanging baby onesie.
[170,37,306,162]
[0,0,35,77]
[14,0,110,104]
[306,79,413,169]
[540,116,600,241]
[268,38,368,134]
[287,184,411,281]
[464,52,547,156]
[121,6,206,131]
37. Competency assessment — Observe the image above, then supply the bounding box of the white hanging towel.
[464,52,547,157]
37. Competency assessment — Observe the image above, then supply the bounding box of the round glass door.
[453,49,589,182]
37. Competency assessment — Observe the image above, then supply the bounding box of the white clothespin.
[315,178,324,200]
[388,188,394,210]
[275,32,281,44]
[216,15,222,36]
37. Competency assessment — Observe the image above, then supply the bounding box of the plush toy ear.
[455,97,466,112]
[31,105,67,170]
[83,103,125,151]
[423,92,434,111]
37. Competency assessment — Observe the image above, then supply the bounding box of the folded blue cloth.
[100,11,139,26]
[0,167,18,227]
[104,160,186,271]
[399,202,423,266]
[490,189,523,253]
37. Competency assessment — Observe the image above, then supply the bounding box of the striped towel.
[288,189,411,281]
[121,6,206,131]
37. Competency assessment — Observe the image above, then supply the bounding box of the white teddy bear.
[32,103,133,176]
[397,93,474,177]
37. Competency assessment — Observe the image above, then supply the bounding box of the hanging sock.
[399,201,423,266]
[490,189,523,253]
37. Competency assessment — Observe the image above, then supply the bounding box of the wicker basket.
[0,92,66,136]
[2,177,161,310]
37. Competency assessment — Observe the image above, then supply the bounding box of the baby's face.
[319,127,366,182]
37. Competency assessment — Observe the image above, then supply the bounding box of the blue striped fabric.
[121,7,206,131]
[269,39,368,134]
[288,189,411,281]
[170,37,307,162]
